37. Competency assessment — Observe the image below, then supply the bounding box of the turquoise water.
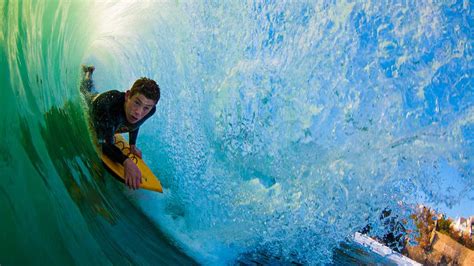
[1,1,472,264]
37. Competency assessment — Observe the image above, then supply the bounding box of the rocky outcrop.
[406,232,474,265]
[431,232,474,265]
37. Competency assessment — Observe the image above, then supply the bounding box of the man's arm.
[92,92,128,163]
[129,129,143,158]
[92,92,142,189]
[101,140,129,164]
[102,133,142,190]
[128,105,155,158]
[129,128,139,146]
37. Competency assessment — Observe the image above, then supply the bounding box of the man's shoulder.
[91,90,125,115]
[97,89,124,98]
[93,90,124,104]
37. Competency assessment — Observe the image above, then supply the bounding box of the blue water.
[1,1,473,264]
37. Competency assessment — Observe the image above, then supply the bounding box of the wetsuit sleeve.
[129,128,139,146]
[92,91,129,164]
[101,133,128,164]
[128,106,155,146]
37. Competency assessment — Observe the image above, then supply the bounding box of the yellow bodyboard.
[101,134,163,193]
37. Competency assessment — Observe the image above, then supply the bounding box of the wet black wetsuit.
[81,78,155,164]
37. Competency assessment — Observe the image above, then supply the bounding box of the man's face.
[124,91,156,124]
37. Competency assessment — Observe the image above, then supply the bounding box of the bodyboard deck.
[101,134,163,193]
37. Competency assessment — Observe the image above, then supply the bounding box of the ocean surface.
[1,1,472,265]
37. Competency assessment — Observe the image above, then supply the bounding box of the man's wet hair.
[130,77,160,103]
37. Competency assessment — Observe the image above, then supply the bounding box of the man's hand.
[130,145,142,159]
[123,158,142,189]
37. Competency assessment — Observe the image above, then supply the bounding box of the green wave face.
[0,1,193,265]
[1,1,473,264]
